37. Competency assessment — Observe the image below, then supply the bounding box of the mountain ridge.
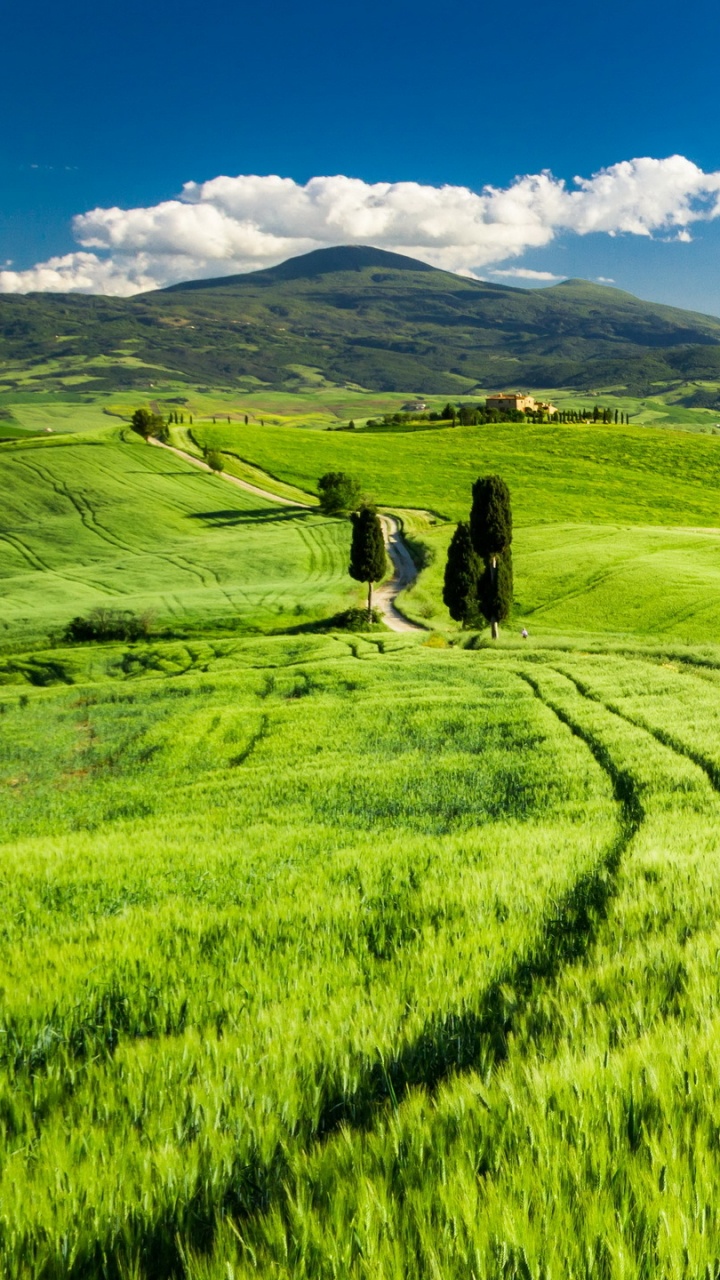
[3,245,720,395]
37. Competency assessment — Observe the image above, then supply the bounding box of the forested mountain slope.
[3,245,720,393]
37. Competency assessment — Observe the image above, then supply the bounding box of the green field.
[194,416,720,641]
[0,428,357,649]
[6,383,720,1276]
[3,639,720,1276]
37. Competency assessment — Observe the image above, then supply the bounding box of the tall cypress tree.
[469,475,513,638]
[478,548,513,634]
[349,506,387,616]
[443,521,480,626]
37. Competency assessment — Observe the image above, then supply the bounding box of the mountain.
[3,245,720,395]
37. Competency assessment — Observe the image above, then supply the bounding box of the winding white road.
[149,438,424,631]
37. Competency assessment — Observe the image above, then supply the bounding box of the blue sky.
[4,0,720,308]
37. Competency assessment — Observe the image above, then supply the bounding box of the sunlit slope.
[399,521,720,640]
[0,431,355,645]
[197,418,720,525]
[195,417,720,640]
[0,642,617,1274]
[4,640,720,1274]
[195,645,720,1280]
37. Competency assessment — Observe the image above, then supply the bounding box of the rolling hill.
[4,245,720,394]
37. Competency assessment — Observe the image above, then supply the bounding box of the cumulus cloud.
[2,154,720,296]
[596,276,616,284]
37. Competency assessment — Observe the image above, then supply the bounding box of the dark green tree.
[443,521,480,626]
[318,471,362,515]
[130,408,165,440]
[469,475,513,638]
[478,548,513,634]
[470,475,513,561]
[441,402,457,422]
[349,506,387,616]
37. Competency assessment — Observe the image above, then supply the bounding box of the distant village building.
[402,400,427,411]
[486,392,557,416]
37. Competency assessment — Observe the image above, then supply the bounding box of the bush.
[330,607,384,631]
[62,609,152,644]
[204,450,224,473]
[130,409,166,440]
[317,472,363,515]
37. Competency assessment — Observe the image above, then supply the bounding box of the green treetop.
[318,472,363,516]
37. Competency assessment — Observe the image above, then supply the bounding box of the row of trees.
[319,470,517,635]
[130,407,198,435]
[368,403,634,428]
[443,476,513,638]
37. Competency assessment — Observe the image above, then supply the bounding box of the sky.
[3,0,720,310]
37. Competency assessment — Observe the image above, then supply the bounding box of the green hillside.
[4,637,720,1276]
[5,245,720,394]
[6,377,720,1275]
[0,429,356,649]
[194,416,720,641]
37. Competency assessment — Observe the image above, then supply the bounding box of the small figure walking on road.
[521,628,528,639]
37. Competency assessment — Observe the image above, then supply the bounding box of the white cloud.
[2,154,720,296]
[490,267,564,281]
[596,276,616,284]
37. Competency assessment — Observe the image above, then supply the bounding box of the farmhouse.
[402,399,427,411]
[486,392,557,415]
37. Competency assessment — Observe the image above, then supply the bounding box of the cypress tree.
[478,548,513,632]
[443,521,480,626]
[349,506,387,616]
[469,475,512,560]
[469,475,513,638]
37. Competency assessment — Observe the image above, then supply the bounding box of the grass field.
[0,429,358,649]
[6,382,720,1275]
[3,637,720,1276]
[192,416,720,642]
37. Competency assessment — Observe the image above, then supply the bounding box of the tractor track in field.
[0,531,126,598]
[17,453,212,590]
[552,664,720,797]
[128,666,642,1245]
[16,456,138,557]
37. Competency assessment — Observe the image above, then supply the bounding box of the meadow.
[193,415,720,641]
[2,637,720,1276]
[0,427,356,650]
[5,392,720,1276]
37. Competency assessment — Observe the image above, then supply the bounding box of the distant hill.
[3,244,720,395]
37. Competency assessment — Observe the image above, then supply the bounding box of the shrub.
[204,450,225,473]
[330,607,384,631]
[62,609,152,644]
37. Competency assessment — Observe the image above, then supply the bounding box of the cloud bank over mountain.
[2,155,720,296]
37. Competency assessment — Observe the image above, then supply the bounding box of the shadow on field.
[186,507,310,526]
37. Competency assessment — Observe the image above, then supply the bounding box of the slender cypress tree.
[349,506,387,616]
[478,548,513,633]
[443,521,481,626]
[469,475,513,638]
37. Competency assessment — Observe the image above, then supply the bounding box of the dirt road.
[376,516,424,632]
[149,438,424,630]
